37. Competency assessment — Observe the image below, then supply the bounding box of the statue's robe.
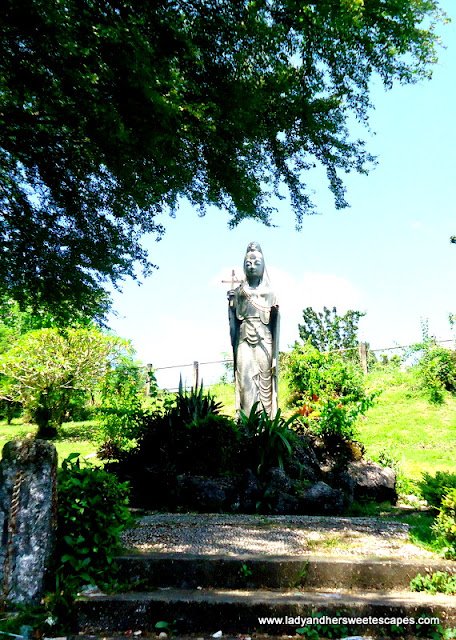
[229,283,279,417]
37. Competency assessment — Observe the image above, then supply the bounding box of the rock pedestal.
[0,439,57,605]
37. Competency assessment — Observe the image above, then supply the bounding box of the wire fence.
[146,338,455,393]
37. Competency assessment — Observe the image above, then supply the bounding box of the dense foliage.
[43,454,132,630]
[410,571,456,595]
[418,471,456,509]
[104,384,306,508]
[0,0,446,318]
[284,341,367,404]
[434,488,456,559]
[284,340,376,458]
[414,343,456,403]
[97,359,155,453]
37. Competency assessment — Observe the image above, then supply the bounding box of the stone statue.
[227,242,279,418]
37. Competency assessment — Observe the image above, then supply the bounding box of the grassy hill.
[356,366,456,480]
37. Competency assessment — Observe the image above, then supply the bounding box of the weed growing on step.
[239,563,253,580]
[288,561,308,589]
[411,571,456,595]
[155,619,177,636]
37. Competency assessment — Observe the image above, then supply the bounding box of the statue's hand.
[227,289,235,301]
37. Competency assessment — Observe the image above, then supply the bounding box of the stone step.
[115,553,456,591]
[76,587,456,636]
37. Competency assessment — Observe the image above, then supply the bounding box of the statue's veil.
[244,241,271,288]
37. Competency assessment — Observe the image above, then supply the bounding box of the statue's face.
[244,250,264,279]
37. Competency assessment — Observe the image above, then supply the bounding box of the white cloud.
[268,267,363,349]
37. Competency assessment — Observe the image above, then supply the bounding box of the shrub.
[134,382,224,466]
[284,342,367,406]
[433,488,456,559]
[173,379,223,423]
[55,454,132,589]
[297,395,374,442]
[0,327,129,438]
[418,471,456,508]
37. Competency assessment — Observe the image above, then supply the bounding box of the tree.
[298,306,365,352]
[0,326,129,437]
[1,0,446,319]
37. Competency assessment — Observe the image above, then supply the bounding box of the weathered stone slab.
[0,439,57,605]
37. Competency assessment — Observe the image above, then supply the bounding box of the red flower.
[312,394,319,402]
[299,404,311,417]
[336,403,342,409]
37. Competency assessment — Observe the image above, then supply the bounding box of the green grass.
[0,418,100,466]
[356,367,456,479]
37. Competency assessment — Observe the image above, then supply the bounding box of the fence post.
[145,363,153,396]
[193,361,199,388]
[359,342,368,374]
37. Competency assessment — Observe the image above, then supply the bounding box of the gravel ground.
[120,514,436,559]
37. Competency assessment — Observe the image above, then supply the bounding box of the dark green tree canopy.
[299,306,365,351]
[1,0,445,319]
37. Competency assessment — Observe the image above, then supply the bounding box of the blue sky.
[108,1,456,388]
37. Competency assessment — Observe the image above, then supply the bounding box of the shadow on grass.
[53,419,99,441]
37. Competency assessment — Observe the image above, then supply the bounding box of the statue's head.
[244,242,265,281]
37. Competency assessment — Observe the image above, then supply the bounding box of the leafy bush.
[0,327,131,437]
[416,344,456,403]
[418,471,456,508]
[433,488,456,559]
[284,342,367,406]
[55,454,132,589]
[410,571,456,595]
[297,394,374,443]
[239,403,296,474]
[103,384,237,508]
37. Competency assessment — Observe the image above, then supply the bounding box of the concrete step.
[76,586,456,637]
[115,552,456,591]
